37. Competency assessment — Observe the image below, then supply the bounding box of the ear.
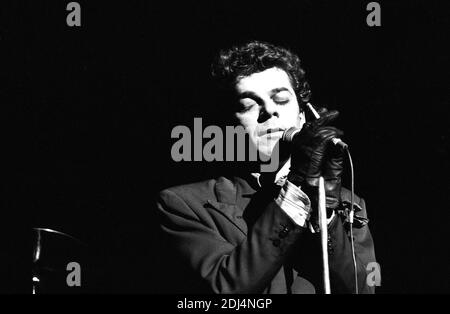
[299,111,306,121]
[298,111,306,128]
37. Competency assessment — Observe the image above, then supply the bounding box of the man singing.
[156,41,377,294]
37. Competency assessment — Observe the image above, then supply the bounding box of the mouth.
[258,127,285,136]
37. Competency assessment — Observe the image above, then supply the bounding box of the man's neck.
[251,158,291,187]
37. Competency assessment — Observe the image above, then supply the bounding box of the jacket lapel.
[205,177,256,236]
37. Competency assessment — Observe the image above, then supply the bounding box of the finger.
[322,129,345,177]
[315,110,340,126]
[314,127,344,144]
[330,127,344,139]
[322,148,344,179]
[315,106,328,115]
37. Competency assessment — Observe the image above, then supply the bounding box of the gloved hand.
[322,132,344,210]
[287,108,344,210]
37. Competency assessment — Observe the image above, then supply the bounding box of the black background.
[1,0,449,293]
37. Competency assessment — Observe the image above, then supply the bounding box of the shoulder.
[340,187,366,209]
[157,177,231,217]
[340,187,371,223]
[159,178,218,204]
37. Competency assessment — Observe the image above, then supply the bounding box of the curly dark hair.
[211,40,312,109]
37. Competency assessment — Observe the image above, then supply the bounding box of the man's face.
[234,67,304,160]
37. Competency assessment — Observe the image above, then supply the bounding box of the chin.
[256,140,278,159]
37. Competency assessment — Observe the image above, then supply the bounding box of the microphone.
[282,103,348,149]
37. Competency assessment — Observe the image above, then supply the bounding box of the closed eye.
[238,99,258,112]
[272,90,292,105]
[274,99,289,105]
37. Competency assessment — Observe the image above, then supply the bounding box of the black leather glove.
[322,133,344,210]
[287,109,344,210]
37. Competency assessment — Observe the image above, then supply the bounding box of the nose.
[258,100,279,123]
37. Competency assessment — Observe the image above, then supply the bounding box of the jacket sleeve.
[328,197,377,294]
[156,189,306,294]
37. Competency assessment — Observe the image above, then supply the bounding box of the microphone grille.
[282,127,300,142]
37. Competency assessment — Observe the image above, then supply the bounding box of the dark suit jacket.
[156,175,376,294]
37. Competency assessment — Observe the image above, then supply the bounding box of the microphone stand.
[318,176,331,294]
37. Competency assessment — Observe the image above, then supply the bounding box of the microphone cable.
[346,148,358,294]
